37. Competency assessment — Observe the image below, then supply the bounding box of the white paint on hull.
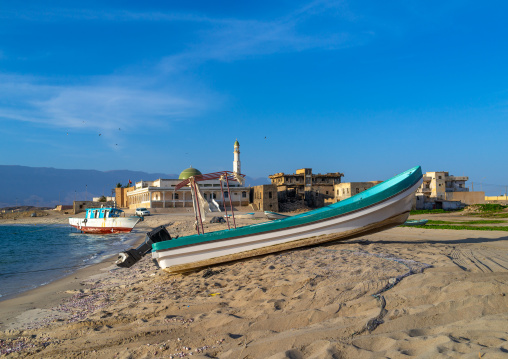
[153,179,422,270]
[69,217,139,233]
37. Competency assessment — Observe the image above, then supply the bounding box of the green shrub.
[471,204,507,212]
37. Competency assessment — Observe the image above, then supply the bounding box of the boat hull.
[69,217,139,234]
[403,219,428,226]
[225,213,255,219]
[264,211,289,220]
[153,172,422,273]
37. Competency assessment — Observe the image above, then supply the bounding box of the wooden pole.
[225,175,236,229]
[190,179,201,235]
[191,179,205,234]
[220,177,231,229]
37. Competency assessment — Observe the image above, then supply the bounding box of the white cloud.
[0,74,209,134]
[0,1,364,137]
[160,1,365,72]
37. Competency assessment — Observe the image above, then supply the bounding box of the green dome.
[234,139,239,146]
[178,166,202,180]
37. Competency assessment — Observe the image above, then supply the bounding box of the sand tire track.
[449,248,508,273]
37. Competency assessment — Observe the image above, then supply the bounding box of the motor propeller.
[116,225,172,268]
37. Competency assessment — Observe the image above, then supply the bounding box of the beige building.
[269,168,344,208]
[115,186,134,208]
[251,184,279,212]
[334,181,382,202]
[415,171,484,209]
[121,141,250,210]
[485,195,508,205]
[126,168,249,210]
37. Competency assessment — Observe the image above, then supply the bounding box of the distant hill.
[0,165,176,207]
[244,176,271,188]
[0,165,270,207]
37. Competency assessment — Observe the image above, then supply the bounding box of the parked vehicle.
[135,208,150,216]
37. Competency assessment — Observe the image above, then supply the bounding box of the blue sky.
[1,0,507,194]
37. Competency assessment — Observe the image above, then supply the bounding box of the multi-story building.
[334,181,382,202]
[269,168,344,208]
[120,141,250,210]
[415,171,484,209]
[251,184,279,212]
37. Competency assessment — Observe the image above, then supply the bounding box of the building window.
[204,193,207,199]
[174,193,179,199]
[268,191,272,199]
[438,176,442,179]
[326,191,329,195]
[224,192,229,199]
[242,191,246,198]
[356,188,359,194]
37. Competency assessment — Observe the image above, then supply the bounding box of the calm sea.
[0,224,140,301]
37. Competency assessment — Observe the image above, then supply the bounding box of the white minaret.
[233,139,241,174]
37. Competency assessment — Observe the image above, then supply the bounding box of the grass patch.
[467,204,508,215]
[401,224,508,231]
[410,209,450,215]
[473,204,507,212]
[426,220,506,225]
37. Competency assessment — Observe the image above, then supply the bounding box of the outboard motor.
[116,225,171,268]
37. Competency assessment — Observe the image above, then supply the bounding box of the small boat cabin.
[85,207,123,219]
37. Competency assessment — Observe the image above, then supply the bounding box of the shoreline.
[1,211,507,357]
[0,232,147,330]
[0,210,260,330]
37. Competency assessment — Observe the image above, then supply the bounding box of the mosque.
[124,140,250,210]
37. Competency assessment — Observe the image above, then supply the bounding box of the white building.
[127,141,250,209]
[415,171,484,210]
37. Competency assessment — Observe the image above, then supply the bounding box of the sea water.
[0,224,139,301]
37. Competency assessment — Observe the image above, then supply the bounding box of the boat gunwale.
[154,166,422,252]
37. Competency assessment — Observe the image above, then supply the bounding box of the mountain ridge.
[0,165,269,207]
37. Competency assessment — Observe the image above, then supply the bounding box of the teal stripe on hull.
[153,166,422,251]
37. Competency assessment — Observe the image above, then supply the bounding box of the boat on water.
[264,210,289,220]
[403,219,429,226]
[69,207,140,234]
[117,166,423,273]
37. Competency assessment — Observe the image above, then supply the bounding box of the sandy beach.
[1,210,508,358]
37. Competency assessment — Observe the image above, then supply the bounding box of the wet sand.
[1,211,507,358]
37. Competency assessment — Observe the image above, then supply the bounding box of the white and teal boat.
[146,166,423,273]
[403,219,429,226]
